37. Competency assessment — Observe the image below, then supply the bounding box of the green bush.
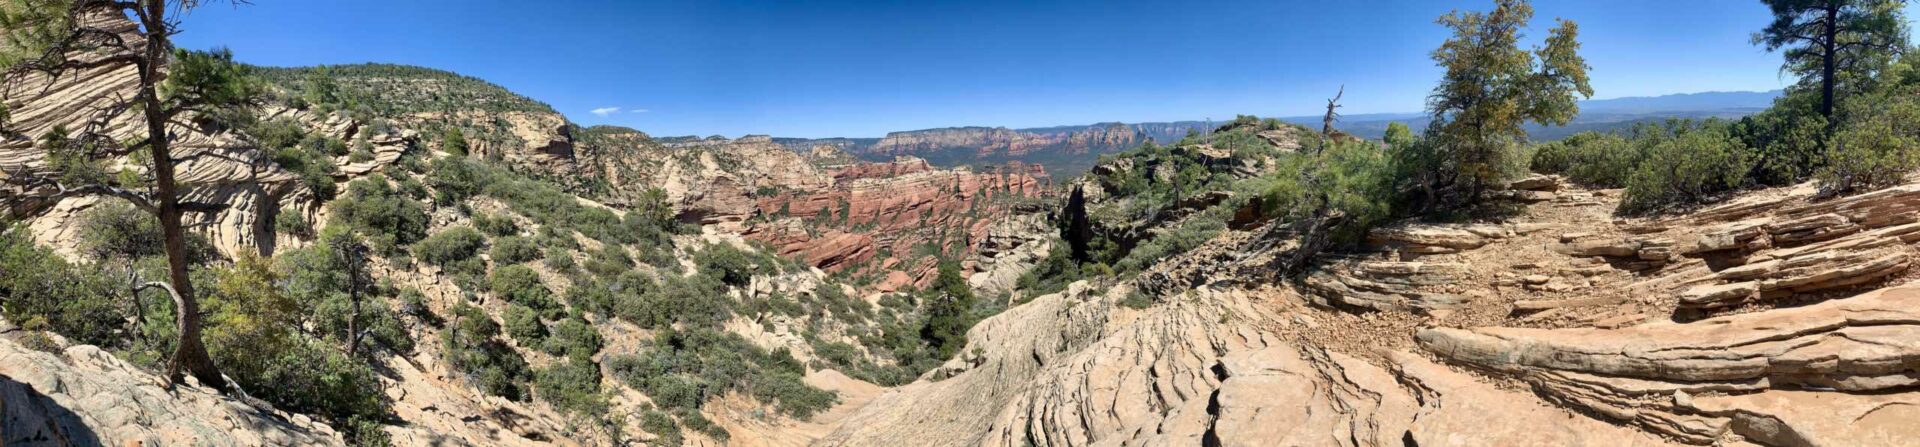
[394,175,429,200]
[442,128,470,156]
[312,290,413,354]
[544,247,576,273]
[697,243,771,287]
[490,265,561,316]
[473,212,520,237]
[328,178,429,254]
[541,317,603,360]
[1270,138,1392,223]
[1116,213,1224,273]
[811,283,871,320]
[343,417,392,447]
[1821,98,1920,191]
[489,236,542,264]
[1014,244,1087,299]
[537,225,579,249]
[1530,131,1637,188]
[502,304,547,344]
[607,329,837,420]
[611,274,731,329]
[243,337,388,439]
[1118,290,1153,309]
[276,206,315,238]
[398,288,439,325]
[534,357,608,415]
[75,201,216,264]
[1620,120,1755,213]
[273,228,412,356]
[1733,90,1829,186]
[426,156,492,204]
[807,337,915,387]
[443,302,532,400]
[584,244,635,279]
[917,262,974,360]
[414,226,487,278]
[639,410,684,447]
[248,118,342,202]
[0,224,127,348]
[17,329,61,353]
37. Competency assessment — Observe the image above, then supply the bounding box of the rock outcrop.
[0,11,321,260]
[1419,283,1920,445]
[967,212,1054,296]
[820,282,1683,447]
[816,169,1920,446]
[1301,257,1471,313]
[0,333,342,446]
[744,156,1050,290]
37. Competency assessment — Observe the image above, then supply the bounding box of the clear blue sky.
[171,0,1909,138]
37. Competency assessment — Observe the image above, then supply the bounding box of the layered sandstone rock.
[744,156,1049,290]
[1367,223,1507,257]
[1419,283,1920,445]
[815,281,1117,446]
[575,132,832,227]
[0,11,316,260]
[820,281,1684,447]
[0,334,343,446]
[968,212,1054,296]
[1301,259,1471,313]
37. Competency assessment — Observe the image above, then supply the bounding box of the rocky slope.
[1,319,345,446]
[807,169,1920,446]
[744,157,1050,292]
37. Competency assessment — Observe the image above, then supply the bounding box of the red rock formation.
[866,123,1152,158]
[744,158,1050,290]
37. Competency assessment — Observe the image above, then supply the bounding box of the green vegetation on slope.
[253,63,554,117]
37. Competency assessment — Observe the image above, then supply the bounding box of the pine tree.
[1754,0,1908,121]
[1,0,259,391]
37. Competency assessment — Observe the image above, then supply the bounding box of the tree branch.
[178,201,228,214]
[2,170,158,213]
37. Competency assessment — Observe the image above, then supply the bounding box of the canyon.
[5,7,1920,447]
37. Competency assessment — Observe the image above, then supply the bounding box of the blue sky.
[172,0,1906,138]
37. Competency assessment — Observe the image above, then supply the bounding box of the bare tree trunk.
[133,0,226,391]
[346,258,363,357]
[1820,4,1838,121]
[124,266,152,346]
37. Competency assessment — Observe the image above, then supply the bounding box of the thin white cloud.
[590,107,621,117]
[629,108,649,113]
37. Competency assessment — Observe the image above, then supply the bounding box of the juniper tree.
[1424,0,1591,204]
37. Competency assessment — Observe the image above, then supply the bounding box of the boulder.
[0,340,342,445]
[1508,174,1564,192]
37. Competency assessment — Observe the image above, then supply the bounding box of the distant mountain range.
[744,90,1784,177]
[769,122,1217,177]
[1294,90,1784,141]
